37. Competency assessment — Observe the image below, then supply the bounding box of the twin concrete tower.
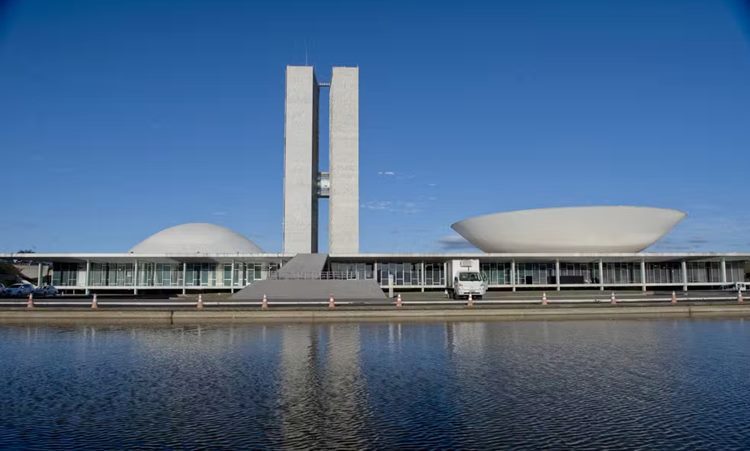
[283,66,359,254]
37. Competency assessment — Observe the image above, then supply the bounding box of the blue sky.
[1,0,749,253]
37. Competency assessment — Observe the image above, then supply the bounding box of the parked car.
[0,283,5,296]
[33,285,58,297]
[5,283,35,297]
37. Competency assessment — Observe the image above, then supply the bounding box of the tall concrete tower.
[283,66,319,254]
[328,67,359,254]
[282,65,359,255]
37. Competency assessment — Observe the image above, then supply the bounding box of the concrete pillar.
[230,260,235,293]
[85,260,90,295]
[133,260,139,295]
[373,261,378,283]
[555,259,561,291]
[421,261,425,292]
[511,260,516,292]
[598,259,605,291]
[329,66,359,254]
[37,263,42,287]
[721,258,727,284]
[640,259,647,292]
[182,262,187,295]
[283,65,319,254]
[681,260,688,292]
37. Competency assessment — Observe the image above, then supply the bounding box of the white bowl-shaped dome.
[451,206,685,253]
[129,223,263,254]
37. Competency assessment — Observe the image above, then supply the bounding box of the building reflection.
[278,323,367,447]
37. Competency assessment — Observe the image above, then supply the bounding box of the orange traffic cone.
[91,293,98,309]
[610,291,617,305]
[671,291,677,305]
[197,293,204,310]
[542,292,548,305]
[26,292,34,309]
[328,294,336,309]
[396,293,402,308]
[261,294,269,309]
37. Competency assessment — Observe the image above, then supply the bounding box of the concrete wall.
[283,66,319,253]
[329,67,359,254]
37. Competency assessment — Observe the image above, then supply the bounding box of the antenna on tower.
[304,40,308,66]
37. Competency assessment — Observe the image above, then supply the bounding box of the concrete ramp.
[276,253,328,278]
[232,279,386,302]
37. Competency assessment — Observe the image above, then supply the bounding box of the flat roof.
[2,252,750,263]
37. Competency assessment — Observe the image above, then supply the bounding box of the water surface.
[1,319,750,449]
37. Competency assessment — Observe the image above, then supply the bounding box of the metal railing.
[268,271,372,281]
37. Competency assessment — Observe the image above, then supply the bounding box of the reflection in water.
[1,320,750,449]
[278,324,366,448]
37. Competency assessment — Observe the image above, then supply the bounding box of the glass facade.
[603,262,642,284]
[559,262,599,285]
[89,263,134,286]
[481,262,511,285]
[41,258,748,290]
[52,262,79,286]
[515,263,555,285]
[424,263,445,286]
[646,262,682,284]
[330,262,374,280]
[686,262,722,284]
[727,261,745,283]
[185,263,216,287]
[377,262,422,286]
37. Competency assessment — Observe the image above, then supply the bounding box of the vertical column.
[721,258,727,284]
[230,260,235,293]
[134,260,139,295]
[421,261,425,293]
[329,66,359,253]
[598,259,605,291]
[85,260,90,295]
[511,260,516,292]
[283,66,319,254]
[37,263,42,287]
[640,259,647,291]
[681,260,688,292]
[373,261,378,283]
[182,262,187,295]
[555,259,561,291]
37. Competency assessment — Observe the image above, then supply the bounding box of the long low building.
[3,251,748,295]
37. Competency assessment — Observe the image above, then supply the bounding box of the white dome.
[129,223,263,254]
[451,206,685,253]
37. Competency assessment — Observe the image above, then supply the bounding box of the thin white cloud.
[377,171,396,176]
[361,200,421,214]
[437,234,477,251]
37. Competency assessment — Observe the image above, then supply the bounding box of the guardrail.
[268,271,370,280]
[0,294,742,308]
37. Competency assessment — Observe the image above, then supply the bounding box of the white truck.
[447,259,487,300]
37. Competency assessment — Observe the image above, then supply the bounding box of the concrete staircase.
[231,253,386,302]
[275,253,328,278]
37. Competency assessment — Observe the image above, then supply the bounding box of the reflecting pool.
[1,319,750,449]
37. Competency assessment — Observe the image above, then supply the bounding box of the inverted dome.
[130,223,263,254]
[451,206,685,253]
